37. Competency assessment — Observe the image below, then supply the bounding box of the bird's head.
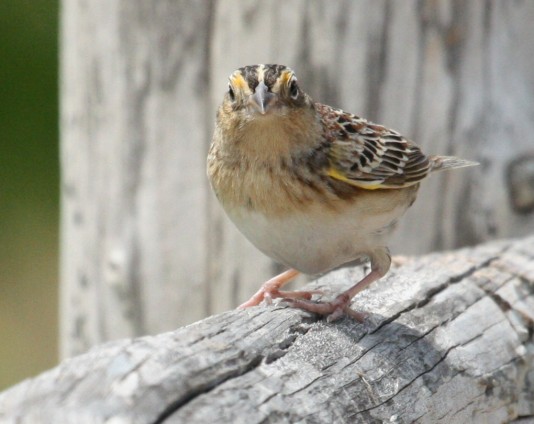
[223,64,313,119]
[214,65,320,158]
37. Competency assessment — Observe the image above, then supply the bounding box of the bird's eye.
[289,79,299,99]
[228,85,235,101]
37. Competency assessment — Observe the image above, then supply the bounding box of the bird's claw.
[239,288,323,309]
[284,296,367,323]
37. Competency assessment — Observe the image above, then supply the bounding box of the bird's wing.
[317,103,431,189]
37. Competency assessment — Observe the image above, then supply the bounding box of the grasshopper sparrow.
[207,64,477,322]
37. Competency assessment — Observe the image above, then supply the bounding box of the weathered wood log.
[60,0,534,359]
[2,236,533,423]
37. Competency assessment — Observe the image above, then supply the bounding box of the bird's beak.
[249,81,275,115]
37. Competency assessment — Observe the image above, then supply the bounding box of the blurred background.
[0,1,59,390]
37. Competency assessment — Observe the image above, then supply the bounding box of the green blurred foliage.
[0,0,59,390]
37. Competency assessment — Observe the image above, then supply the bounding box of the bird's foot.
[284,294,367,323]
[238,287,322,309]
[238,269,322,309]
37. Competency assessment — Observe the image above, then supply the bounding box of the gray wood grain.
[60,0,215,357]
[4,236,534,423]
[60,1,534,357]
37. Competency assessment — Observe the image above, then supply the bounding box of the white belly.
[224,200,406,275]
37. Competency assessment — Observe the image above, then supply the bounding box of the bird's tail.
[430,155,479,172]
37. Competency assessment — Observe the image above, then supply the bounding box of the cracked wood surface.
[2,236,534,423]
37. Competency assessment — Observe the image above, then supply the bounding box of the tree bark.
[60,0,534,358]
[4,236,534,423]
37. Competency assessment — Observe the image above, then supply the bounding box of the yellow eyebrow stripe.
[230,73,247,89]
[279,70,293,85]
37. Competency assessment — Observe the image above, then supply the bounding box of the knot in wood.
[507,154,534,214]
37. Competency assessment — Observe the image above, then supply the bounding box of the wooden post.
[60,1,223,357]
[60,1,534,357]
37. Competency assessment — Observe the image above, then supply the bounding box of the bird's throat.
[231,110,320,162]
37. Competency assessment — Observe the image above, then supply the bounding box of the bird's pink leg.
[285,248,391,322]
[238,269,322,309]
[286,270,382,322]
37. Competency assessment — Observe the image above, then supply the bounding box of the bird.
[207,64,477,322]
